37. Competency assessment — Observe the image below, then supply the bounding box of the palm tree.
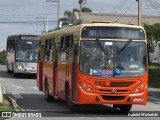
[64,10,72,18]
[56,7,92,29]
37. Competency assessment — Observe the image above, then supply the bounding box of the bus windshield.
[80,40,146,78]
[16,40,39,62]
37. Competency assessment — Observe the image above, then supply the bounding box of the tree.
[58,7,92,29]
[0,51,6,65]
[144,23,160,45]
[81,7,92,12]
[64,10,72,18]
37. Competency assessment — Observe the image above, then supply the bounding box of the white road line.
[9,91,24,93]
[12,85,24,89]
[148,96,160,102]
[28,86,38,90]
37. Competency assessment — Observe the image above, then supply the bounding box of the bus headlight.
[131,83,146,94]
[16,63,25,69]
[79,81,95,93]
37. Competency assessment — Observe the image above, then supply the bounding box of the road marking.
[11,93,23,99]
[148,96,160,102]
[12,85,24,89]
[155,102,160,104]
[28,86,38,90]
[10,91,24,93]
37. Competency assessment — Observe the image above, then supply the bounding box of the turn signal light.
[131,83,146,94]
[79,81,95,93]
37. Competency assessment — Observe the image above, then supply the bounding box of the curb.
[0,84,3,103]
[7,95,24,111]
[1,85,24,112]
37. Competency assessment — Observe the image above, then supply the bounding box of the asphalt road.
[0,65,159,119]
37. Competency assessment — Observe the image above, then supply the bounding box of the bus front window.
[80,41,146,78]
[16,40,39,62]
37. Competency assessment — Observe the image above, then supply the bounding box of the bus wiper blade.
[96,38,108,55]
[118,39,132,54]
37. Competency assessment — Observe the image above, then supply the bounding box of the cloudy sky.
[0,0,160,50]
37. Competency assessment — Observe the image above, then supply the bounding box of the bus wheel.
[14,73,19,77]
[45,81,52,102]
[66,86,76,110]
[114,104,132,113]
[7,62,11,73]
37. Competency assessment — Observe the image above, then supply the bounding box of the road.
[0,65,159,119]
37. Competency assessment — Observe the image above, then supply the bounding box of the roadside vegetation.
[0,98,14,111]
[148,63,160,88]
[0,51,6,65]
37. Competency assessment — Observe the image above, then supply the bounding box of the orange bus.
[37,21,153,112]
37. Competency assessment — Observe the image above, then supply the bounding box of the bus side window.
[60,37,66,61]
[66,35,73,62]
[50,38,55,61]
[45,39,52,61]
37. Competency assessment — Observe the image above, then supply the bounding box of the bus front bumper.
[14,67,37,74]
[77,86,147,105]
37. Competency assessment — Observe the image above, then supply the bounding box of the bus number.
[94,81,107,87]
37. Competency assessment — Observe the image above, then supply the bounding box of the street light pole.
[137,0,142,26]
[46,0,60,28]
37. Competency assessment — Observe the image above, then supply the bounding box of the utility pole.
[79,0,83,22]
[137,0,142,26]
[78,0,87,23]
[46,0,60,28]
[36,17,48,34]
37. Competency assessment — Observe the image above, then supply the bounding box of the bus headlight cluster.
[79,81,95,93]
[132,83,146,93]
[16,63,25,69]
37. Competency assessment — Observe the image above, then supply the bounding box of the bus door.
[57,36,73,99]
[58,36,67,99]
[53,42,58,96]
[44,39,58,96]
[72,40,79,101]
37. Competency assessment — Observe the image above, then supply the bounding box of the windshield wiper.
[96,38,109,55]
[118,39,132,54]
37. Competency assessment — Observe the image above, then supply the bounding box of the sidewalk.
[0,83,3,103]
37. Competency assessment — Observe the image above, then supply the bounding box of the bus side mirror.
[149,43,154,53]
[73,44,79,56]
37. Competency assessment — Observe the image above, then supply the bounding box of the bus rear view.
[6,34,39,77]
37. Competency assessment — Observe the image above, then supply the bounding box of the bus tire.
[14,73,19,77]
[45,81,52,102]
[6,61,11,73]
[65,85,76,110]
[114,104,132,113]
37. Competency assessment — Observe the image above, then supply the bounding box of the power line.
[110,0,128,14]
[0,21,57,24]
[115,0,136,22]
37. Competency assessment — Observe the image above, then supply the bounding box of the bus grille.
[101,95,125,101]
[98,90,128,93]
[110,82,135,87]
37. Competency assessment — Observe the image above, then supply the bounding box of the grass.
[0,98,14,112]
[148,63,160,88]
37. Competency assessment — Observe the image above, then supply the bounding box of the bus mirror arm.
[73,44,79,56]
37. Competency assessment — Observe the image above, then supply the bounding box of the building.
[68,12,160,26]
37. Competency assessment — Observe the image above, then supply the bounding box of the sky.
[0,0,160,51]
